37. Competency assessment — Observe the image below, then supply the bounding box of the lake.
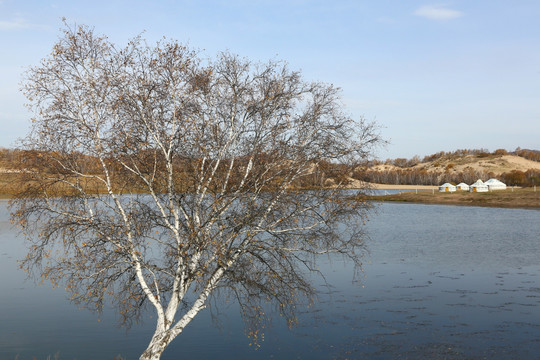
[1,199,540,359]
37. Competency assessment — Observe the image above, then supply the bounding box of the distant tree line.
[501,169,540,187]
[514,148,540,162]
[2,147,539,188]
[353,167,540,187]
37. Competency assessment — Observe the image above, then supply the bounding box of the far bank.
[363,187,540,209]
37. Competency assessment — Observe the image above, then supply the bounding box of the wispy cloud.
[0,17,36,30]
[414,4,463,20]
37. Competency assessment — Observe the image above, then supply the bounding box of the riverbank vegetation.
[3,147,539,197]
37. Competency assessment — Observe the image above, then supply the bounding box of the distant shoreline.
[3,182,538,209]
[370,183,438,190]
[363,187,539,209]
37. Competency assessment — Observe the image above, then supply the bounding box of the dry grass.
[365,187,540,209]
[1,174,99,198]
[0,173,24,198]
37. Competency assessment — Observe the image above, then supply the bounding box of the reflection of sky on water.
[1,200,540,359]
[299,203,540,359]
[297,262,540,359]
[369,189,417,195]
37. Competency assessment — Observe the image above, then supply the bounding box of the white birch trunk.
[139,266,228,359]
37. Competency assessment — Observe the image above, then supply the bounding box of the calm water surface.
[1,200,539,359]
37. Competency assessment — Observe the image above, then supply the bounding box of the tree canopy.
[12,23,382,360]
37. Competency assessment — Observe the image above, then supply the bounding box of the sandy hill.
[368,153,540,176]
[411,154,540,175]
[361,152,540,187]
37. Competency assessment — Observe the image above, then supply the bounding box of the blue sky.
[1,0,539,159]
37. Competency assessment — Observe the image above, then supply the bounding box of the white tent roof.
[471,179,484,186]
[485,178,506,185]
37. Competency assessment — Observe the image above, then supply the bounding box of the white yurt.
[456,182,470,191]
[485,178,507,191]
[469,179,488,192]
[439,183,456,192]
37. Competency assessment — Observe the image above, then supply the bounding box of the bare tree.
[12,23,382,360]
